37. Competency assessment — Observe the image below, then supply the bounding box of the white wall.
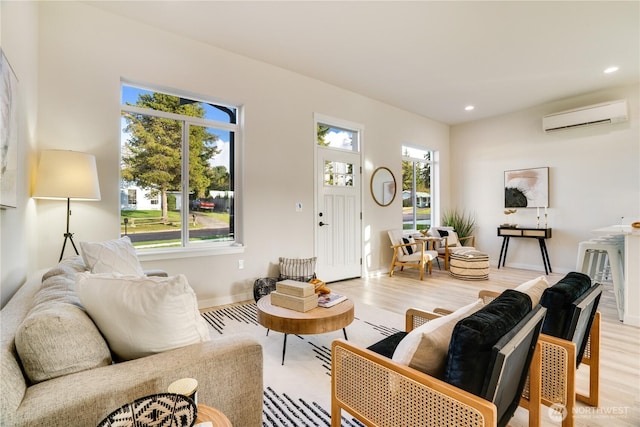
[0,1,39,307]
[451,84,639,273]
[32,2,448,307]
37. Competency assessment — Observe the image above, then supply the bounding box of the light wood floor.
[326,266,640,427]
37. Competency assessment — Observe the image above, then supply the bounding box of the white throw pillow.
[80,236,145,276]
[515,275,550,307]
[77,272,211,360]
[392,298,484,377]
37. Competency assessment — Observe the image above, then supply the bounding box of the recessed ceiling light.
[465,105,475,111]
[604,66,619,74]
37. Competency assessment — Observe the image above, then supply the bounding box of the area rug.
[201,300,404,426]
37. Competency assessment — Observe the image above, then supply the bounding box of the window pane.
[324,160,354,186]
[402,146,433,231]
[122,84,237,124]
[317,123,358,151]
[188,125,233,244]
[120,111,184,248]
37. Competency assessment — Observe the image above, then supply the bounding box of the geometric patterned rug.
[201,301,404,426]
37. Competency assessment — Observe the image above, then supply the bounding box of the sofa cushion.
[443,289,532,396]
[80,236,145,276]
[15,302,112,384]
[77,273,211,360]
[540,272,592,338]
[514,275,549,307]
[392,299,484,377]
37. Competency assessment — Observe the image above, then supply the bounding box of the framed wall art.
[1,48,18,209]
[504,167,549,208]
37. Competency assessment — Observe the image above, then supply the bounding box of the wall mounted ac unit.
[542,99,628,133]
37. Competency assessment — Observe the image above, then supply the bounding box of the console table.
[497,226,552,274]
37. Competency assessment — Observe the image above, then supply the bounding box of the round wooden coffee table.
[257,294,354,364]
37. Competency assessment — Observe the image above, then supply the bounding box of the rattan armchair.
[331,306,544,427]
[479,285,601,427]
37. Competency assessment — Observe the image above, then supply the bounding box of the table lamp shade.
[33,150,101,200]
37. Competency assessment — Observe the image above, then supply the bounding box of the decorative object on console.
[502,209,517,227]
[504,167,548,209]
[32,150,101,261]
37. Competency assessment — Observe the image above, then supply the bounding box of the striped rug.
[201,301,404,426]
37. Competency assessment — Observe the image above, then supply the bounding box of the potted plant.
[441,209,476,245]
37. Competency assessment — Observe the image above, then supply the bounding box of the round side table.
[195,404,232,426]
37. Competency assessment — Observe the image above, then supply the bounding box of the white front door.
[314,117,362,282]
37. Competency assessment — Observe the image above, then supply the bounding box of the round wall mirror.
[371,167,396,207]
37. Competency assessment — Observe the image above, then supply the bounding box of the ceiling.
[88,1,639,125]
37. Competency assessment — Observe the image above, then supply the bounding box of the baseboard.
[364,268,390,278]
[623,313,640,327]
[491,261,572,275]
[198,291,253,310]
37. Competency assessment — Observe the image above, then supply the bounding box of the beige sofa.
[1,257,263,426]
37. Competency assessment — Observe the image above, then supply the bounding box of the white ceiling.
[88,1,639,125]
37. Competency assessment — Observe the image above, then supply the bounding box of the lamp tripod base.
[60,233,79,262]
[59,198,80,262]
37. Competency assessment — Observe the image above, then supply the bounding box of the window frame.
[120,82,244,258]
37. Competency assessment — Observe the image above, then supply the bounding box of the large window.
[120,83,239,250]
[402,145,434,231]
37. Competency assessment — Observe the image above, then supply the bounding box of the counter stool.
[576,240,624,321]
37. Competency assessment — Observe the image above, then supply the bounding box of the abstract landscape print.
[504,167,549,208]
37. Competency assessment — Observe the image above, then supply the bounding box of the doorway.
[314,115,362,282]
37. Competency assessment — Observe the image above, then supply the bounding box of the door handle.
[319,221,329,227]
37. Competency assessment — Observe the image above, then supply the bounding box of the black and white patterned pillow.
[401,236,417,255]
[278,257,317,282]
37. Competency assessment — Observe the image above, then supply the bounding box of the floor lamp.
[32,150,101,261]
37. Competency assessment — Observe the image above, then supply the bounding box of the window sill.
[136,243,245,262]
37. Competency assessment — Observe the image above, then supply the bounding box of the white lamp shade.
[33,150,101,200]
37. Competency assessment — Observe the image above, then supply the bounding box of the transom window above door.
[317,123,359,152]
